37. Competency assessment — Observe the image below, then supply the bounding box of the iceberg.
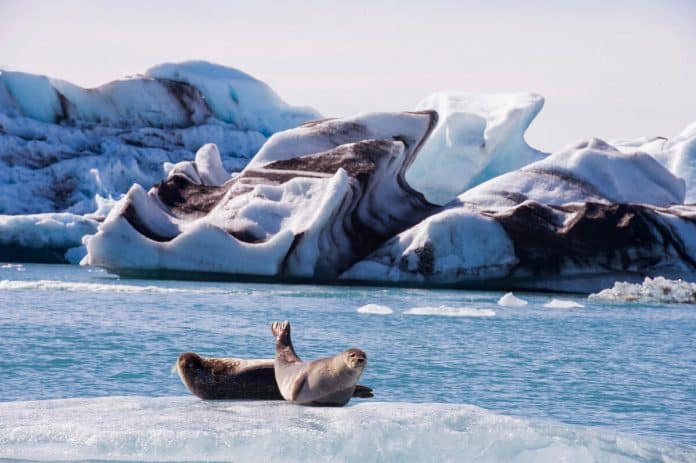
[83,108,696,292]
[0,61,320,261]
[83,111,439,278]
[0,396,689,462]
[406,92,546,205]
[342,137,696,292]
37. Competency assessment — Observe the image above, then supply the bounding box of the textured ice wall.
[613,122,696,203]
[406,92,546,205]
[0,61,320,215]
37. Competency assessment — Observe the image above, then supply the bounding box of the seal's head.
[343,348,367,370]
[177,352,204,377]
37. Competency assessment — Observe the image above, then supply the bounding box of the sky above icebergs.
[1,0,694,152]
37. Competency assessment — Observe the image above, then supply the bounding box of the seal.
[176,351,373,400]
[271,320,367,406]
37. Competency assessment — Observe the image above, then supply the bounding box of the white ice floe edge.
[0,396,688,463]
[0,279,229,294]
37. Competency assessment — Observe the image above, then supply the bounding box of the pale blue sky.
[1,0,694,151]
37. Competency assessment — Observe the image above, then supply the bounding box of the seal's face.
[343,348,367,370]
[177,352,204,377]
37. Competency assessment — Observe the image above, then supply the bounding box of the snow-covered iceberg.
[83,111,439,278]
[0,61,320,261]
[84,112,696,293]
[344,138,696,292]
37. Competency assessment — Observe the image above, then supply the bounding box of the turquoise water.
[0,264,694,461]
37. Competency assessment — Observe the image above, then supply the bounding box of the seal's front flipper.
[352,384,374,398]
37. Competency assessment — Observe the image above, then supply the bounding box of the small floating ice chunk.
[543,299,584,309]
[357,304,393,315]
[404,306,495,317]
[589,276,696,303]
[497,292,528,307]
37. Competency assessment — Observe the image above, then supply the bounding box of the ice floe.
[404,306,496,317]
[498,292,528,307]
[589,276,696,304]
[543,299,585,309]
[0,396,687,463]
[357,303,393,314]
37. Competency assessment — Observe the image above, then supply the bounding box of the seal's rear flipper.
[271,320,302,364]
[352,384,374,398]
[271,320,290,340]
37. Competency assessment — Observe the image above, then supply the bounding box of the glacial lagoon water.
[0,264,693,462]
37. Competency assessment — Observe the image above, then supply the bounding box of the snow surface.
[458,137,685,209]
[407,92,546,205]
[0,396,686,463]
[498,292,528,307]
[589,276,696,304]
[146,61,318,137]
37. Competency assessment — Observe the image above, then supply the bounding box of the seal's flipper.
[289,370,308,402]
[352,384,374,398]
[272,320,301,364]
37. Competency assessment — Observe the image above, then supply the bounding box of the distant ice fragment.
[404,306,495,317]
[589,277,696,304]
[543,299,584,309]
[497,292,528,307]
[357,304,393,314]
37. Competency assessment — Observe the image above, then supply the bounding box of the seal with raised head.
[176,352,373,400]
[271,320,367,406]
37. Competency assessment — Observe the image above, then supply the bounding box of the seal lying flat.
[272,320,367,406]
[176,352,373,400]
